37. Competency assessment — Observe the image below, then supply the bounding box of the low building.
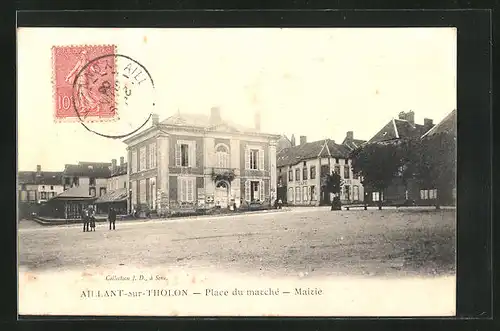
[277,136,364,206]
[123,108,280,215]
[39,185,96,219]
[95,157,128,215]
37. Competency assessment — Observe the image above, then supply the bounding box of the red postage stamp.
[52,45,117,122]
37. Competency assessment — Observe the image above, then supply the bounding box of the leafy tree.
[326,171,341,195]
[415,132,456,209]
[350,141,403,210]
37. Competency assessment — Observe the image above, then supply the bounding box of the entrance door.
[215,181,229,208]
[250,181,260,202]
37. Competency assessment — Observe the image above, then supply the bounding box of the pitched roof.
[277,139,350,167]
[342,138,367,151]
[421,109,457,138]
[276,135,293,152]
[160,112,258,134]
[95,187,128,204]
[52,185,95,200]
[63,163,111,178]
[368,118,430,143]
[17,171,63,185]
[110,163,128,177]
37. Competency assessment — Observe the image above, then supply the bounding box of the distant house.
[342,131,367,151]
[363,110,444,205]
[62,161,111,198]
[277,135,364,206]
[18,165,64,204]
[276,135,293,153]
[95,157,128,215]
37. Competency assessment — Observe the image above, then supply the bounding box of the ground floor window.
[420,189,437,200]
[295,187,301,202]
[179,177,195,202]
[40,192,47,200]
[28,190,36,201]
[343,185,350,200]
[302,186,309,202]
[310,186,317,200]
[353,185,359,201]
[372,191,383,201]
[288,187,294,202]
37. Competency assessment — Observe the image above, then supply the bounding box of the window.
[89,188,96,197]
[28,191,36,201]
[303,167,308,180]
[302,186,309,201]
[89,177,96,185]
[310,186,317,200]
[250,149,258,170]
[420,189,437,200]
[49,192,55,198]
[372,191,383,201]
[42,185,45,189]
[139,179,147,204]
[344,165,350,179]
[131,149,138,173]
[64,177,71,185]
[344,185,350,200]
[295,187,301,202]
[40,192,47,200]
[310,166,316,179]
[175,141,196,167]
[50,185,54,190]
[149,143,157,168]
[123,181,127,189]
[288,187,294,202]
[139,146,146,171]
[353,185,359,201]
[100,187,106,196]
[20,191,27,201]
[344,159,349,165]
[178,177,195,202]
[216,144,230,168]
[335,158,339,164]
[334,165,340,174]
[295,168,300,181]
[353,171,359,180]
[288,169,293,182]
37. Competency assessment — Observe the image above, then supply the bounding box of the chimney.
[254,111,261,131]
[36,165,41,177]
[120,156,124,166]
[407,110,415,126]
[152,113,159,126]
[290,134,296,147]
[398,111,406,120]
[424,118,434,130]
[300,135,307,145]
[210,106,222,125]
[111,159,117,173]
[346,131,354,140]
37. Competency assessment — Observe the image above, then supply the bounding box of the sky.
[17,27,456,171]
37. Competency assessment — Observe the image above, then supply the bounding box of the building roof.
[63,162,112,178]
[95,187,128,204]
[368,118,429,143]
[421,109,457,138]
[342,138,367,151]
[17,171,63,185]
[277,139,350,167]
[276,135,293,152]
[161,112,259,134]
[51,185,95,200]
[110,163,128,177]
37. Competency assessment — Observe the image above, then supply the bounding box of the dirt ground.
[18,207,455,279]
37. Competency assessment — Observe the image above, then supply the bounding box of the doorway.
[250,181,260,202]
[215,180,229,208]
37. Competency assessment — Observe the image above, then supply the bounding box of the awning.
[95,188,128,204]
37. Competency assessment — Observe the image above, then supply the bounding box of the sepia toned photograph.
[17,27,457,317]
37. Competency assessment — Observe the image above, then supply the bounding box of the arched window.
[215,144,230,168]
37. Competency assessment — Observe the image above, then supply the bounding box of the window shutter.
[187,179,194,202]
[260,180,265,201]
[244,180,250,201]
[177,177,182,201]
[258,149,264,170]
[190,142,196,168]
[175,143,181,167]
[245,147,250,170]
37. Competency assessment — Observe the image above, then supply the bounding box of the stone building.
[123,108,280,215]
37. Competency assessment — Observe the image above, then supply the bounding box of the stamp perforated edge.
[51,44,119,124]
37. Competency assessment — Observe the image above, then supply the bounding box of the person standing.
[108,207,117,230]
[82,207,89,232]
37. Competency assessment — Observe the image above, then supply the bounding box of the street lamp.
[128,188,132,214]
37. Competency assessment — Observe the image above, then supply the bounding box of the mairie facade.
[123,108,280,215]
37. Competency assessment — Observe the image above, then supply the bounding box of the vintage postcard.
[17,27,457,317]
